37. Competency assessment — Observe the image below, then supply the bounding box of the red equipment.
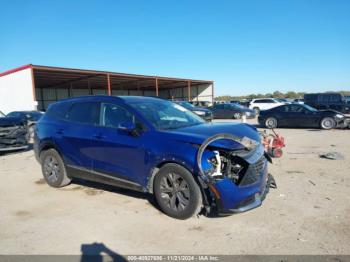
[262,129,285,158]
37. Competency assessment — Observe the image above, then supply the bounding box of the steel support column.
[188,81,191,101]
[155,78,159,96]
[107,74,111,95]
[211,82,214,104]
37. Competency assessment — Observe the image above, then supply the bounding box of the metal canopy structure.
[32,65,213,107]
[0,64,214,111]
[32,65,213,94]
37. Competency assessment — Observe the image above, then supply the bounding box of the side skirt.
[66,165,145,192]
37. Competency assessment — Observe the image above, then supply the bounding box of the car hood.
[0,117,25,127]
[163,122,261,151]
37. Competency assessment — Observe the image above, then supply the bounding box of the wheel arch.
[147,159,197,194]
[38,140,61,161]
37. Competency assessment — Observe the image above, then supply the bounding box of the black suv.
[304,93,350,114]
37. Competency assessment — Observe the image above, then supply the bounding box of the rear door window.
[283,105,304,112]
[46,102,72,120]
[67,102,100,125]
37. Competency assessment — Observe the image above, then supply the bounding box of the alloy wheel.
[321,117,335,129]
[43,156,60,184]
[159,173,190,212]
[266,117,277,128]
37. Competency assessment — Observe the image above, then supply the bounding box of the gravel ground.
[0,119,349,255]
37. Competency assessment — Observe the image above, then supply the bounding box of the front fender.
[144,140,200,192]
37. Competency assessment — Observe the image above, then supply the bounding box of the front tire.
[40,149,71,188]
[265,117,278,129]
[320,117,335,130]
[154,164,202,219]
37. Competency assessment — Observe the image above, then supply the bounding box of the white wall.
[158,83,213,102]
[195,83,213,102]
[0,68,35,114]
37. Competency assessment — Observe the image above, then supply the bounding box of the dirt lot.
[0,119,350,255]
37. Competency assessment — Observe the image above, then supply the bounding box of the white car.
[249,98,285,114]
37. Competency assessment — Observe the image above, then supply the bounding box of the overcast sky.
[1,0,349,96]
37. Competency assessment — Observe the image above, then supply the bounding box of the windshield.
[303,104,318,112]
[28,111,44,121]
[175,101,195,110]
[130,100,205,130]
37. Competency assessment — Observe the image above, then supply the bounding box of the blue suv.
[34,96,274,219]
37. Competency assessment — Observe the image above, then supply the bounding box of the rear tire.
[40,149,71,188]
[320,117,335,130]
[154,163,202,219]
[265,117,278,129]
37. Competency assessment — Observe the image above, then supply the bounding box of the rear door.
[54,101,100,169]
[222,104,234,118]
[283,105,305,127]
[212,104,225,118]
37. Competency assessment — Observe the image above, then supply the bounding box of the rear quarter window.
[66,102,100,125]
[46,102,72,120]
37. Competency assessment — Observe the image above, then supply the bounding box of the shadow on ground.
[80,242,127,262]
[72,178,160,211]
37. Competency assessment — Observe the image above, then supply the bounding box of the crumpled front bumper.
[210,159,274,215]
[219,173,275,214]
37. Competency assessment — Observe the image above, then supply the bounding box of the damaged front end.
[196,133,276,215]
[0,118,28,152]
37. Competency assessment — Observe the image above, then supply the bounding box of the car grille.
[239,156,266,186]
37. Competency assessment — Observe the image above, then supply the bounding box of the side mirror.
[117,121,138,136]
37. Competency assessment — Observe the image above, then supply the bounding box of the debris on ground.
[319,152,345,160]
[308,180,316,186]
[286,170,304,174]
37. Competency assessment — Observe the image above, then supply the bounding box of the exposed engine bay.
[204,149,249,184]
[196,132,278,214]
[197,133,266,184]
